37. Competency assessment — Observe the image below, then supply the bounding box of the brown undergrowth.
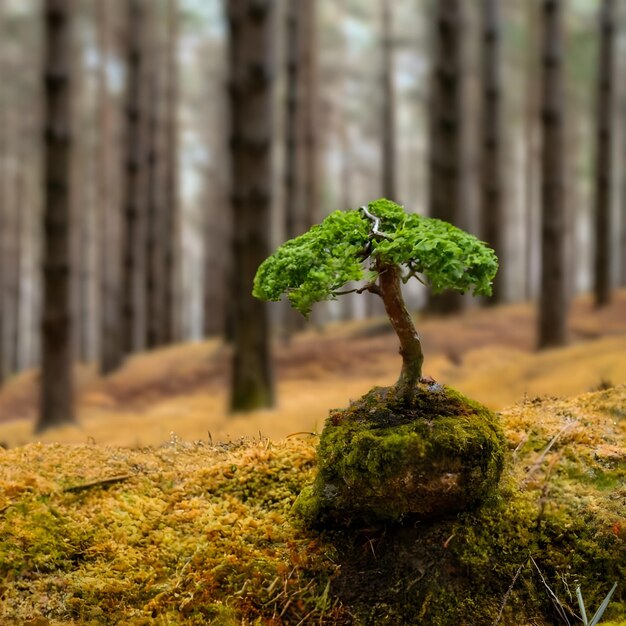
[1,290,626,448]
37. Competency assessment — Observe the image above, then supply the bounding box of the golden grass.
[0,291,625,449]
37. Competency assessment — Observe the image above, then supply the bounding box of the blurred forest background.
[0,0,625,438]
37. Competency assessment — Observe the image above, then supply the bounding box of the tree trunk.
[593,0,615,307]
[0,84,6,385]
[300,0,320,228]
[121,0,147,357]
[284,0,305,238]
[622,95,626,288]
[227,0,275,412]
[524,0,541,301]
[37,0,75,432]
[480,0,503,304]
[377,261,424,401]
[162,0,179,344]
[97,0,123,375]
[538,0,568,349]
[145,8,164,350]
[380,0,397,201]
[282,0,307,338]
[428,0,465,315]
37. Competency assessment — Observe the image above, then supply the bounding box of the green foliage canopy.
[253,199,498,316]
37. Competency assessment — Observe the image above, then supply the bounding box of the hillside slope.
[0,290,625,448]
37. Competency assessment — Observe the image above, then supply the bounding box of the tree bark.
[282,0,307,338]
[0,77,6,385]
[97,0,123,375]
[380,0,397,201]
[428,0,466,315]
[227,0,275,411]
[377,261,424,401]
[121,0,147,357]
[480,0,503,304]
[300,0,320,228]
[145,7,164,350]
[593,0,615,307]
[538,0,568,348]
[37,0,75,432]
[162,0,179,344]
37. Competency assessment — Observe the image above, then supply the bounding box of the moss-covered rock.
[295,384,505,526]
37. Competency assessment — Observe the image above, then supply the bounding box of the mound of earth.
[295,384,505,526]
[0,386,624,625]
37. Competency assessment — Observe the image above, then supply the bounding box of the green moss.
[296,384,505,526]
[1,387,624,625]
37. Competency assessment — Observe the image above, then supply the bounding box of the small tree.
[254,199,497,402]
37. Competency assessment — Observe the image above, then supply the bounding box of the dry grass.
[0,290,625,448]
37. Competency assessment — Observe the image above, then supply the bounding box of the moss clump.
[0,439,351,625]
[295,384,505,526]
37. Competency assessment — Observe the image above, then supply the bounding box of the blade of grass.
[588,582,618,626]
[576,586,588,626]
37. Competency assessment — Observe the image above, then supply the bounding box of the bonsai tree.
[255,199,502,525]
[254,198,498,401]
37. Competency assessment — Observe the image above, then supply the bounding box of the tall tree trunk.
[145,9,164,350]
[97,0,123,374]
[380,0,397,201]
[121,0,147,356]
[538,0,568,349]
[524,0,541,301]
[227,0,275,412]
[480,0,503,304]
[0,86,6,385]
[622,96,626,287]
[162,0,179,345]
[11,132,24,373]
[37,0,75,432]
[300,0,319,228]
[284,0,304,238]
[428,0,465,315]
[72,31,93,365]
[593,0,615,307]
[281,0,306,339]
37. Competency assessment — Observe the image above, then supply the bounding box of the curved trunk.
[377,261,424,400]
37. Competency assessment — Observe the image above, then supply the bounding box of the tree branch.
[334,281,382,297]
[360,205,390,239]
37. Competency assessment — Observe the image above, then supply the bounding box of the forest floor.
[0,289,625,448]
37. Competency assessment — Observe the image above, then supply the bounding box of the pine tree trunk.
[162,0,179,344]
[145,9,164,350]
[121,0,147,356]
[282,0,307,339]
[37,0,75,432]
[11,142,24,373]
[524,0,541,301]
[227,0,276,411]
[621,96,626,288]
[428,0,465,315]
[284,0,304,238]
[300,0,319,228]
[593,0,615,307]
[0,89,6,385]
[538,0,568,348]
[97,0,123,375]
[480,0,503,304]
[380,0,397,201]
